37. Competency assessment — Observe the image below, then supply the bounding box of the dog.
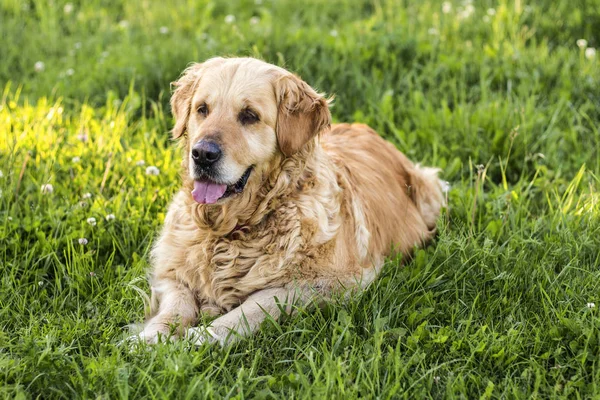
[129,57,445,346]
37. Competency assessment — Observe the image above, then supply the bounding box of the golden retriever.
[130,57,444,345]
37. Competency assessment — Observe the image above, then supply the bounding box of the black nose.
[191,141,222,167]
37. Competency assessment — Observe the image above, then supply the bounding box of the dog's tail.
[409,166,447,231]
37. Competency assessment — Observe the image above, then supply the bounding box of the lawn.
[1,0,600,398]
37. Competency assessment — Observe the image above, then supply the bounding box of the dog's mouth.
[191,167,253,204]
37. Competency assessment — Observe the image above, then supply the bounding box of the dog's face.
[170,57,331,205]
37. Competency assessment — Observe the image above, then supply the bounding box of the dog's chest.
[160,191,343,314]
[187,209,309,313]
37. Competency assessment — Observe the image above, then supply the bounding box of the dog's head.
[170,57,331,205]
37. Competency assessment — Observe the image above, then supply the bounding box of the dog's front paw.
[119,325,172,348]
[185,326,227,346]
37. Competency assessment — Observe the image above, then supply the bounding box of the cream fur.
[129,57,444,345]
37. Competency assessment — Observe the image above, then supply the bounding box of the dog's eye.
[239,108,260,125]
[197,103,209,117]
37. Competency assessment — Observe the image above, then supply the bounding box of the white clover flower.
[74,42,82,49]
[585,48,596,59]
[78,238,88,245]
[459,4,475,19]
[0,170,3,178]
[72,156,81,163]
[64,3,74,14]
[87,217,97,226]
[487,8,496,15]
[587,302,596,308]
[428,28,439,36]
[224,15,236,24]
[38,281,44,286]
[66,68,75,76]
[441,181,451,194]
[329,29,338,37]
[145,166,160,176]
[101,51,110,58]
[135,160,146,166]
[577,39,588,49]
[82,193,92,199]
[442,2,452,13]
[250,16,260,25]
[41,184,54,194]
[118,20,129,29]
[34,61,45,73]
[105,214,116,221]
[159,26,169,34]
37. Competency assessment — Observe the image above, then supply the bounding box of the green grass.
[1,0,600,398]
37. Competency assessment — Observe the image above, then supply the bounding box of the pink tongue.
[191,181,227,204]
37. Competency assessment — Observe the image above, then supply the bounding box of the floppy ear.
[170,63,204,139]
[275,74,331,156]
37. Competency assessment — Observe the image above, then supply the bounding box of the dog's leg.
[186,286,313,346]
[129,279,198,344]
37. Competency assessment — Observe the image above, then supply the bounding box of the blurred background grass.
[2,0,599,177]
